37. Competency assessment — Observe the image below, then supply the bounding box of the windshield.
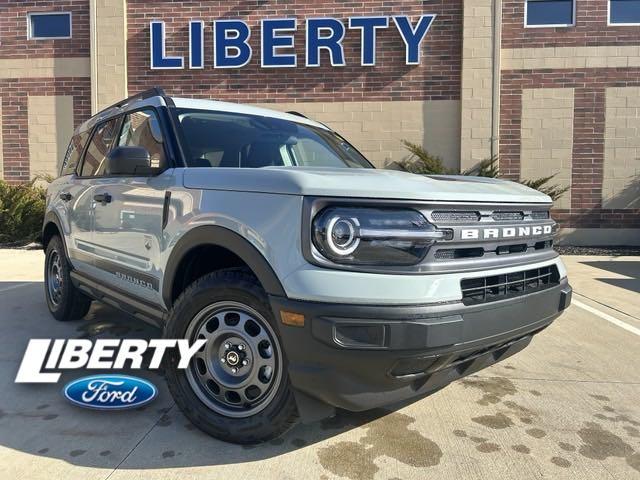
[176,109,373,169]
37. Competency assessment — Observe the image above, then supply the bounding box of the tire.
[44,235,92,321]
[163,268,299,444]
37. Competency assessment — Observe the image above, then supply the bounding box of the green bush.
[396,141,570,201]
[0,178,48,245]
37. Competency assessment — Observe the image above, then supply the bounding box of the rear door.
[90,108,171,305]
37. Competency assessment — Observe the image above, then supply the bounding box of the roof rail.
[286,110,332,130]
[286,111,308,119]
[97,87,167,116]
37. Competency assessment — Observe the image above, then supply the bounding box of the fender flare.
[162,225,287,308]
[42,210,69,256]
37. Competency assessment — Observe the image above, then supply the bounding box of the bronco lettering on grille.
[460,225,553,240]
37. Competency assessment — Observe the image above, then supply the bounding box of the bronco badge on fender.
[63,374,157,410]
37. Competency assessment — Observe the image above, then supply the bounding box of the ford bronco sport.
[43,88,572,444]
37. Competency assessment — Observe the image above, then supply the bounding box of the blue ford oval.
[63,374,157,410]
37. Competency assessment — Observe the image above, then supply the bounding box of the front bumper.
[270,278,572,412]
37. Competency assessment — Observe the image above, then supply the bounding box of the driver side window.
[118,109,166,169]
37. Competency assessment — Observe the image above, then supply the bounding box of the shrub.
[396,142,570,201]
[0,178,48,245]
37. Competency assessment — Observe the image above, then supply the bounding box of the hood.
[182,167,552,204]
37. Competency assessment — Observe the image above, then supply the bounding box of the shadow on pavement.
[581,261,640,295]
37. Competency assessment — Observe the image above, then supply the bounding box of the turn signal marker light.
[280,311,305,327]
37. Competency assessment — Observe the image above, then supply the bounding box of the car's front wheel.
[163,269,298,444]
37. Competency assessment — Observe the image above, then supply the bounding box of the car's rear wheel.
[164,269,298,444]
[44,235,92,321]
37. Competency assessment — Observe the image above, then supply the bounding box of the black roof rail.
[286,111,308,119]
[285,110,333,130]
[97,87,167,116]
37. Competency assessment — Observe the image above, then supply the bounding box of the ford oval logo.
[63,375,157,410]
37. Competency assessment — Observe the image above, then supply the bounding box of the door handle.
[59,192,72,202]
[93,193,112,205]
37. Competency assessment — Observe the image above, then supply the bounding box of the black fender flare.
[42,210,69,256]
[162,225,287,308]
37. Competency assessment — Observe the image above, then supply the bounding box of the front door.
[90,108,170,305]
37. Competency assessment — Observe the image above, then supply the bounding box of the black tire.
[163,268,299,444]
[44,235,92,321]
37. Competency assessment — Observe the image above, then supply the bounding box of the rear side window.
[118,109,166,169]
[80,118,120,177]
[60,132,88,176]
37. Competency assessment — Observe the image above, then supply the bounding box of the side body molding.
[162,225,287,308]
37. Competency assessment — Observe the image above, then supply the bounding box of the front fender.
[162,225,287,308]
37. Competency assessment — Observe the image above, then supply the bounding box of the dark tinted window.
[610,0,640,24]
[60,132,88,176]
[118,109,166,169]
[177,110,373,169]
[81,118,119,177]
[526,0,574,26]
[29,13,71,39]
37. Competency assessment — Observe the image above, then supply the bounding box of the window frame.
[27,11,72,40]
[524,0,576,28]
[60,132,89,177]
[608,0,640,26]
[116,106,171,173]
[76,106,171,179]
[76,116,123,179]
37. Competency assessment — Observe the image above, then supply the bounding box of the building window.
[610,0,640,25]
[525,0,575,27]
[28,12,72,40]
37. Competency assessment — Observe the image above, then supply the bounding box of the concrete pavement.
[0,250,638,479]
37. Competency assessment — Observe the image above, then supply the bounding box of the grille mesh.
[432,210,550,223]
[531,211,550,220]
[431,211,480,223]
[492,211,524,221]
[460,265,559,305]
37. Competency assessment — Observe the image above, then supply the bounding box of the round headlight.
[326,216,360,255]
[312,207,443,266]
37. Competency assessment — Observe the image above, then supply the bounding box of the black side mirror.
[105,146,151,176]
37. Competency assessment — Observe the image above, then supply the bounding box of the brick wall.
[126,0,463,102]
[603,87,640,209]
[500,2,640,232]
[0,1,91,183]
[0,0,90,59]
[500,69,640,230]
[502,0,640,49]
[1,79,91,183]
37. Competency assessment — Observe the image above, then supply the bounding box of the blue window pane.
[30,14,71,38]
[527,0,574,26]
[610,0,640,24]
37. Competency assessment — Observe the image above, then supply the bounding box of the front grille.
[531,211,550,220]
[492,211,524,221]
[435,247,484,260]
[431,209,550,224]
[460,265,560,305]
[431,211,481,223]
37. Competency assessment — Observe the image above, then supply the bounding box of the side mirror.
[105,146,151,176]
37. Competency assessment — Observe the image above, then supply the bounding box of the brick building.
[0,0,638,244]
